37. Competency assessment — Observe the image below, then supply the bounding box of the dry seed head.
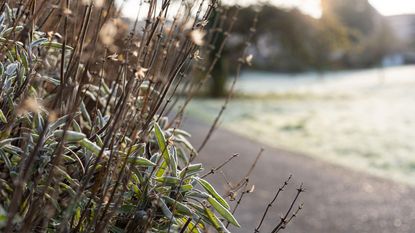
[47,31,54,39]
[194,50,203,61]
[107,53,119,61]
[157,16,166,23]
[48,111,58,123]
[183,20,194,30]
[189,29,206,46]
[249,185,255,193]
[62,8,72,16]
[113,18,129,31]
[117,53,125,62]
[229,190,237,201]
[196,20,209,28]
[94,0,105,8]
[100,20,118,45]
[135,66,149,79]
[164,27,172,34]
[82,0,104,7]
[245,54,253,66]
[17,98,43,115]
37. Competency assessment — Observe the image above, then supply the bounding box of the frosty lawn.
[186,65,415,185]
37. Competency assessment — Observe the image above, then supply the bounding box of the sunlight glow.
[369,0,415,16]
[119,0,415,19]
[224,0,415,18]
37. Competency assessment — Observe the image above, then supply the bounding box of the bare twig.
[201,153,239,178]
[254,175,292,233]
[271,184,305,233]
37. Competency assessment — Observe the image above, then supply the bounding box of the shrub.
[0,1,303,233]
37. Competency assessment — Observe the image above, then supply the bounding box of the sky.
[119,0,415,19]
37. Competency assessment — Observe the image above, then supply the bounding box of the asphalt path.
[183,117,415,233]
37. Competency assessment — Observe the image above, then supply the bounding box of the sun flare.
[369,0,415,16]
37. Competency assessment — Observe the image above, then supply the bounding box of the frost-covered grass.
[187,65,415,185]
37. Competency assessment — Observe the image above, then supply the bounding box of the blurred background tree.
[208,9,229,98]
